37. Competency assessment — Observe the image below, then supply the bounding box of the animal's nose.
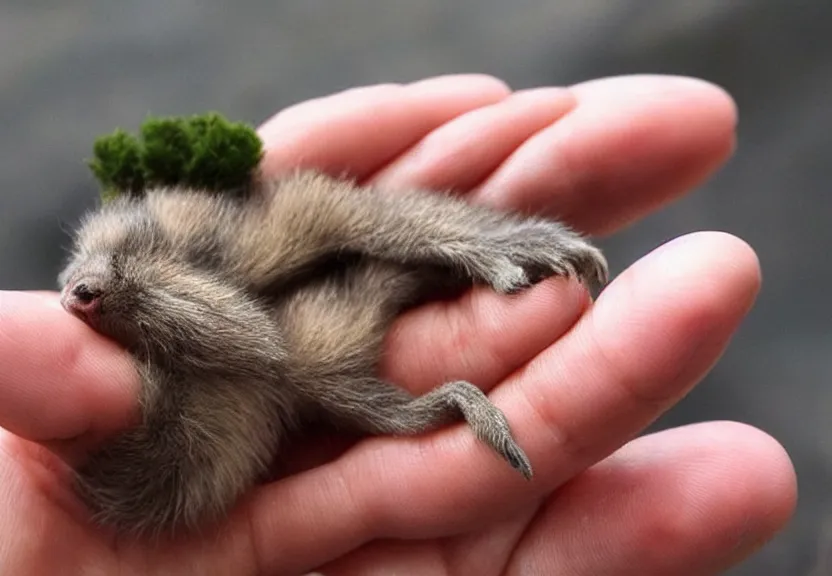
[61,279,102,324]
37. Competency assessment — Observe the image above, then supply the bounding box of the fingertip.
[625,231,761,319]
[507,419,796,575]
[475,74,739,235]
[617,421,797,568]
[570,74,738,128]
[570,75,738,177]
[687,420,797,539]
[572,231,761,409]
[493,230,764,491]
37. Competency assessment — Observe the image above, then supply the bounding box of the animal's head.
[59,196,283,374]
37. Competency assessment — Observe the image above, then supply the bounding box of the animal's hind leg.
[313,375,533,479]
[274,258,532,479]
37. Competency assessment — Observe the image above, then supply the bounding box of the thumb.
[0,291,138,459]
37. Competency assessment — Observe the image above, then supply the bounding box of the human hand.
[0,74,795,575]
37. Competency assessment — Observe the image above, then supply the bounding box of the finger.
[380,278,590,394]
[507,421,796,575]
[470,75,737,235]
[315,505,536,575]
[486,231,761,496]
[257,74,510,180]
[366,76,737,392]
[246,231,761,574]
[0,291,137,452]
[382,232,760,531]
[312,423,795,575]
[369,87,576,191]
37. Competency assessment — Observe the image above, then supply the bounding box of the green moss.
[88,112,264,201]
[186,113,263,190]
[87,129,145,196]
[139,117,194,187]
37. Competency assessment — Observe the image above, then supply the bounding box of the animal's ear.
[87,129,145,201]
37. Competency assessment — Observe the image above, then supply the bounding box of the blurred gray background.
[0,1,828,573]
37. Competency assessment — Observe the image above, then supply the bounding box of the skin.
[0,74,795,575]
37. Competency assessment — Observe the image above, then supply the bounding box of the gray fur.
[57,169,608,538]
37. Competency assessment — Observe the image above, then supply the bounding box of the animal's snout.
[61,278,103,326]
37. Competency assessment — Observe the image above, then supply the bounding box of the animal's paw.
[472,390,534,479]
[481,220,609,294]
[499,435,534,480]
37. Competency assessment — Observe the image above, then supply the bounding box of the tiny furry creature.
[57,115,609,537]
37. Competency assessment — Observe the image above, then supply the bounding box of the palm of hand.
[0,75,794,575]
